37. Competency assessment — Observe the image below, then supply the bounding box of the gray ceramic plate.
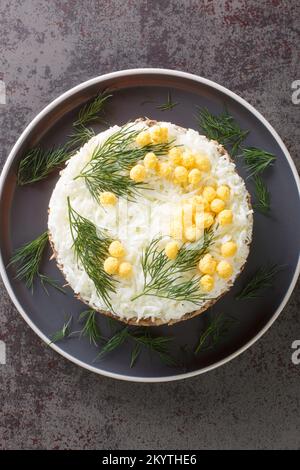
[1,69,299,382]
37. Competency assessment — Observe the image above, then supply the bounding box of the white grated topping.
[48,121,253,323]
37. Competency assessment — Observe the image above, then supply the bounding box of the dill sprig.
[8,231,64,293]
[197,107,248,155]
[67,198,116,310]
[79,309,102,346]
[9,231,48,287]
[194,313,235,354]
[240,148,274,215]
[49,316,72,345]
[253,175,270,214]
[73,92,112,128]
[157,91,178,111]
[97,327,129,359]
[68,92,111,148]
[242,147,276,177]
[131,329,176,366]
[67,125,95,149]
[174,229,215,272]
[39,274,65,295]
[77,125,172,200]
[17,146,69,185]
[48,309,176,367]
[17,92,112,185]
[78,157,146,201]
[97,327,176,367]
[132,230,214,303]
[86,125,173,169]
[236,265,281,300]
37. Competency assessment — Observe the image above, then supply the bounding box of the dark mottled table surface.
[0,0,299,450]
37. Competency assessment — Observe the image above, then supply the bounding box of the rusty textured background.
[0,0,300,450]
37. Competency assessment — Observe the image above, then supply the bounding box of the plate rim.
[1,67,299,383]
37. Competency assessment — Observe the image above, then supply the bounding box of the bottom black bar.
[0,449,293,465]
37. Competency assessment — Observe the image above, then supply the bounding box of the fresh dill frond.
[157,277,205,303]
[17,92,112,186]
[131,329,176,366]
[174,229,215,272]
[68,125,95,149]
[73,92,112,128]
[77,125,172,200]
[194,313,235,354]
[39,274,66,295]
[79,309,102,346]
[79,158,146,201]
[67,198,116,310]
[49,316,72,345]
[242,147,276,177]
[197,107,248,155]
[88,125,140,164]
[96,327,129,359]
[88,124,172,169]
[157,91,179,111]
[47,309,176,368]
[236,265,282,300]
[8,231,63,293]
[17,146,69,185]
[253,175,270,214]
[96,326,176,367]
[9,231,48,288]
[132,230,214,303]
